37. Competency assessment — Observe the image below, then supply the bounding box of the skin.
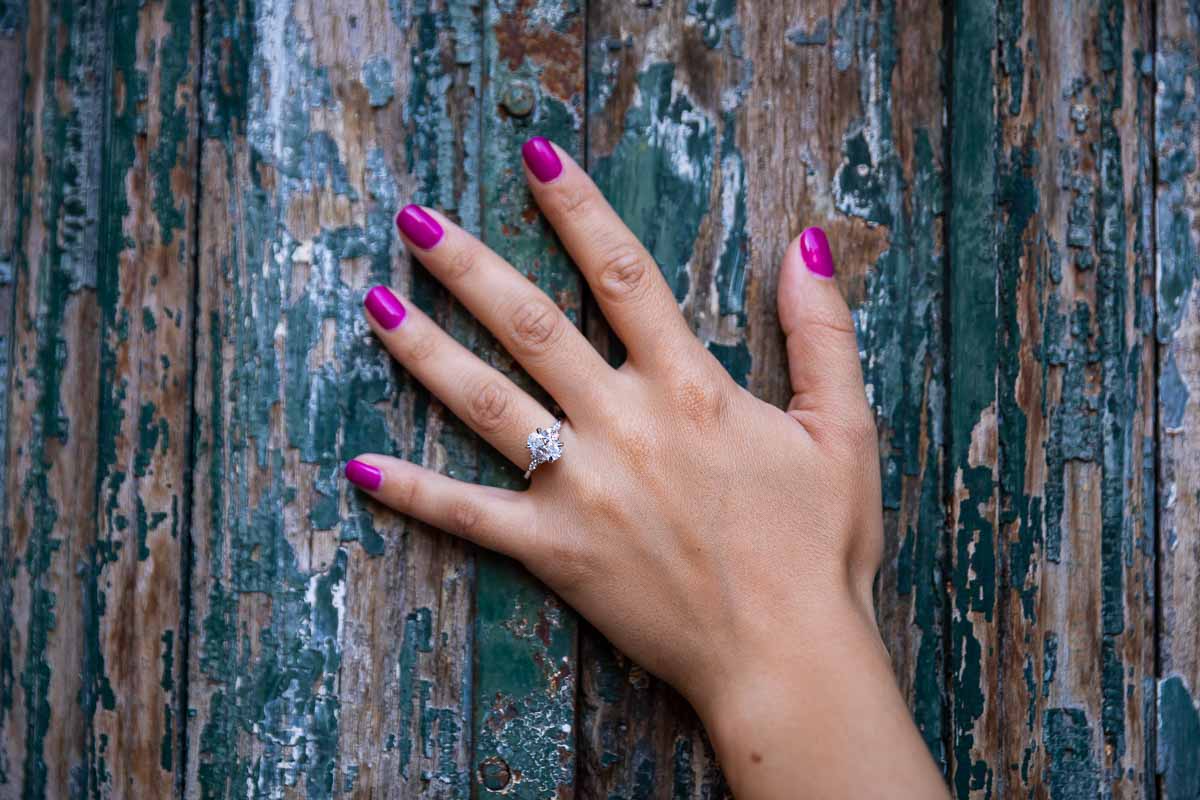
[350,140,949,799]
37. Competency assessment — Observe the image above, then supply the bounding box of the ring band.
[524,419,564,479]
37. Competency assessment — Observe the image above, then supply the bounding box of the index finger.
[521,137,697,369]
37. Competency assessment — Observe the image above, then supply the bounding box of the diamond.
[527,425,563,464]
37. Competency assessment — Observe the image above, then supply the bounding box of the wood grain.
[1156,1,1200,797]
[185,0,479,796]
[0,1,198,795]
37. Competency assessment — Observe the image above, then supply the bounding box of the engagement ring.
[524,420,564,479]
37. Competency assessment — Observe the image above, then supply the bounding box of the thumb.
[777,227,870,435]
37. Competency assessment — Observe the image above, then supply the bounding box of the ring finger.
[364,285,554,468]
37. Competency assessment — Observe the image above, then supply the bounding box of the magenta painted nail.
[522,137,563,183]
[364,285,407,330]
[395,204,444,249]
[798,227,835,278]
[345,459,383,491]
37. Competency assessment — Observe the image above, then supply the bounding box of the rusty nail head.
[502,82,535,117]
[478,756,512,791]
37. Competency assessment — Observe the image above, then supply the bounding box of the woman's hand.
[346,137,947,798]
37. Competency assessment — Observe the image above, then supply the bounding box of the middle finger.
[395,204,610,415]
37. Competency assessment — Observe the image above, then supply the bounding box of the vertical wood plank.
[0,6,24,790]
[993,1,1157,797]
[187,0,481,796]
[0,2,108,794]
[581,1,948,796]
[948,2,1001,797]
[89,0,200,794]
[470,2,584,797]
[949,2,1158,797]
[1156,1,1200,797]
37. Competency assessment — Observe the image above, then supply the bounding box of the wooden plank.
[470,2,584,797]
[993,1,1157,797]
[0,2,109,795]
[949,2,1159,797]
[581,1,948,796]
[1156,1,1200,797]
[0,12,25,794]
[88,1,201,795]
[186,0,481,796]
[947,2,1002,797]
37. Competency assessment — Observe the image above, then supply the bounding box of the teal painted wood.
[1156,1,1200,797]
[948,2,1001,797]
[185,0,478,796]
[471,2,584,797]
[948,2,1158,798]
[0,0,197,795]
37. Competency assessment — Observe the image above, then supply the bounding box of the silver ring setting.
[524,420,564,479]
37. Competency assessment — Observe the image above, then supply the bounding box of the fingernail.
[364,286,407,330]
[522,137,563,183]
[345,459,383,491]
[395,204,444,249]
[798,227,835,278]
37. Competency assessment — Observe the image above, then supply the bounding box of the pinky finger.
[345,455,536,559]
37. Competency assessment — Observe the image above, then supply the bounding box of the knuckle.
[448,497,486,540]
[393,471,422,511]
[554,184,594,221]
[595,242,652,304]
[442,240,480,282]
[800,305,857,338]
[665,365,727,429]
[401,327,440,364]
[465,379,513,435]
[507,299,564,356]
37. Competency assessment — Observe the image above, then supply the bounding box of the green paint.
[949,0,997,796]
[1043,708,1098,799]
[593,63,714,305]
[1158,675,1200,799]
[834,0,947,766]
[1155,8,1200,343]
[473,3,581,794]
[685,0,736,50]
[362,56,395,107]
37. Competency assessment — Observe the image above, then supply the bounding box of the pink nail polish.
[522,137,563,183]
[798,227,835,278]
[395,205,444,249]
[364,286,407,330]
[345,459,383,491]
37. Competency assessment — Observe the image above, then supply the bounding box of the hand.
[345,137,947,798]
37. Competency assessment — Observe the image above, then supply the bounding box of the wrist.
[687,600,945,798]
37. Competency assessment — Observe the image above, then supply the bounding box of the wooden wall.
[0,1,1197,798]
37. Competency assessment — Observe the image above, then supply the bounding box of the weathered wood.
[90,0,200,796]
[951,2,1158,798]
[0,7,24,791]
[1156,1,1200,797]
[471,3,584,797]
[948,3,1003,796]
[186,0,479,796]
[0,6,200,797]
